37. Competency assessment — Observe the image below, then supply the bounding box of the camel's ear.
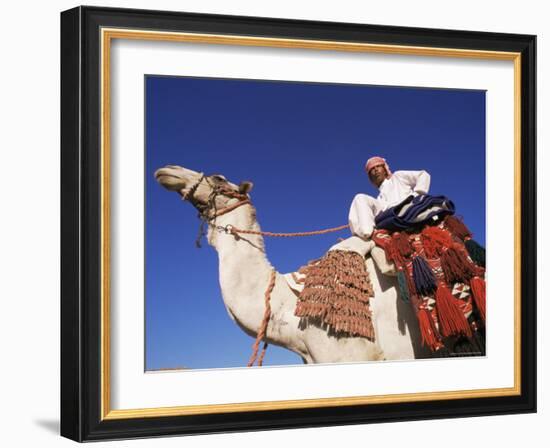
[239,181,254,195]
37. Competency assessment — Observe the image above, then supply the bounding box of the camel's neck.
[207,201,268,259]
[206,202,275,337]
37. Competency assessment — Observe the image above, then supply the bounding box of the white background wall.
[0,0,546,446]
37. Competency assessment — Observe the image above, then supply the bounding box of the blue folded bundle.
[375,194,455,232]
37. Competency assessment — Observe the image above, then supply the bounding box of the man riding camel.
[348,156,438,239]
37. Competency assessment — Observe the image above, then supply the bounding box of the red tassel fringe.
[374,225,485,354]
[417,308,442,351]
[435,284,473,338]
[388,232,412,266]
[440,244,477,283]
[421,225,454,258]
[444,215,472,240]
[470,276,486,322]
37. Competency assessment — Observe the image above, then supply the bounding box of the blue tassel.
[465,239,486,268]
[412,255,437,296]
[397,270,410,303]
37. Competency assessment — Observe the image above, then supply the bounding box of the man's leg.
[348,194,384,239]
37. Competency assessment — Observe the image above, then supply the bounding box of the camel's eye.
[211,174,227,183]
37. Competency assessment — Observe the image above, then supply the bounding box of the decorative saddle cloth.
[371,215,486,353]
[284,237,375,294]
[375,194,455,232]
[282,214,486,355]
[284,236,377,340]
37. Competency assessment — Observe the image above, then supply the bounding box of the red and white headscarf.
[365,156,392,178]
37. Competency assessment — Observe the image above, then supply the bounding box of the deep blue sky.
[145,75,486,371]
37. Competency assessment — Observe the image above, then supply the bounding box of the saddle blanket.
[284,236,396,294]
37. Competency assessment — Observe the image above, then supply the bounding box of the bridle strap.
[211,197,251,217]
[181,173,205,201]
[181,174,250,217]
[180,174,251,246]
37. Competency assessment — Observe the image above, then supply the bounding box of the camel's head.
[154,165,253,212]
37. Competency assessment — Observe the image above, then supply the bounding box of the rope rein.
[247,268,276,367]
[182,175,349,366]
[225,223,350,238]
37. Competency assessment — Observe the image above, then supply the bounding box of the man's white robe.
[348,170,431,239]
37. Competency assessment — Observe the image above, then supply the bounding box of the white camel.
[155,165,430,364]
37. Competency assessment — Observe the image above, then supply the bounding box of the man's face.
[368,163,388,187]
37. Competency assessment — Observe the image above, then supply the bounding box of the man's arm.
[396,170,431,195]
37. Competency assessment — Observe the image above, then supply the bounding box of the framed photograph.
[60,6,536,442]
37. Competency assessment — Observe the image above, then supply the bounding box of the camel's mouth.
[154,167,187,191]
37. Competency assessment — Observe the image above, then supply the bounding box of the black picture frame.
[61,5,536,442]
